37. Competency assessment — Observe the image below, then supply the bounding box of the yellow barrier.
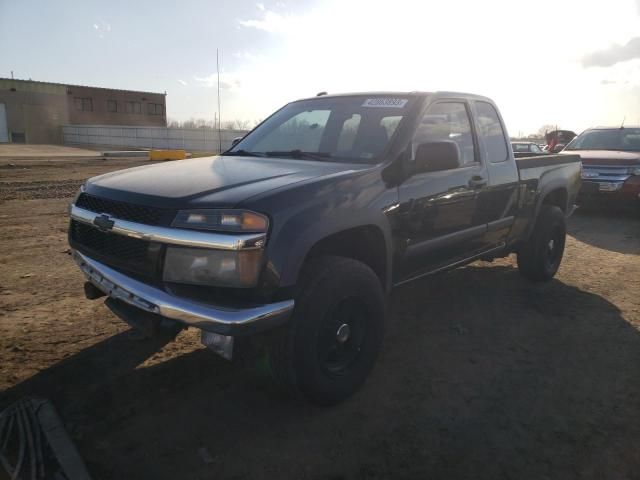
[149,149,187,161]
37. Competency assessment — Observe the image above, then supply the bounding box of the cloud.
[177,79,188,86]
[582,37,640,67]
[232,51,258,61]
[92,20,111,39]
[257,2,265,10]
[193,73,242,90]
[238,10,297,33]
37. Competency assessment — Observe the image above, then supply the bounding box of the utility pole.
[217,49,222,153]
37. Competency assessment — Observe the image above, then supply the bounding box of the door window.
[413,102,476,165]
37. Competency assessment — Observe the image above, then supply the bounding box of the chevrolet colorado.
[69,91,581,404]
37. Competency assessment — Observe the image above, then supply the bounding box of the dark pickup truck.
[69,91,581,404]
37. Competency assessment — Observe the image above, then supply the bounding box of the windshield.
[225,95,417,163]
[512,143,531,152]
[565,128,640,152]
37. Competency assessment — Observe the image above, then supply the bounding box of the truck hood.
[85,155,366,209]
[562,150,640,166]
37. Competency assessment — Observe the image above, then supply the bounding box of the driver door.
[395,101,488,283]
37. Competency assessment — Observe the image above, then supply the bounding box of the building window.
[125,101,142,114]
[74,97,93,111]
[107,100,118,113]
[147,103,164,115]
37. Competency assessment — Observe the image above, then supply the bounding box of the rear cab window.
[475,101,509,162]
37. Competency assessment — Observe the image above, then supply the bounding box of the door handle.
[468,176,487,188]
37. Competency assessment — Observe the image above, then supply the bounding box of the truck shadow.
[2,265,640,479]
[568,208,640,255]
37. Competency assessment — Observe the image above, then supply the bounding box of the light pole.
[217,49,222,153]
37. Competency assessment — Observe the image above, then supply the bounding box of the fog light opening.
[201,330,234,360]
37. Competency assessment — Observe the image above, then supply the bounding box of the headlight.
[172,209,268,232]
[163,247,262,287]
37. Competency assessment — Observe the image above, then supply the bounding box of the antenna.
[217,48,222,153]
[620,116,625,129]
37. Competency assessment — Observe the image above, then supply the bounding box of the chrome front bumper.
[73,250,294,335]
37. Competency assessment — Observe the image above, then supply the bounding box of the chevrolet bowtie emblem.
[93,214,115,231]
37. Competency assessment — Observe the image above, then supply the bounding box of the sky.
[1,0,640,135]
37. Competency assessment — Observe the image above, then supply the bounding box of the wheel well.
[303,226,387,289]
[542,188,568,212]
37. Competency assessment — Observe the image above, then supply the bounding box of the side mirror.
[552,143,565,153]
[231,137,242,147]
[414,141,461,173]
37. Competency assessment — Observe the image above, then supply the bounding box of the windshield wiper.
[222,149,266,157]
[265,150,333,161]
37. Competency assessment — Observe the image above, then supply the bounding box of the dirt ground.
[1,156,639,480]
[0,144,102,158]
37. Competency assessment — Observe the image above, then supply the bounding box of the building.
[0,78,167,144]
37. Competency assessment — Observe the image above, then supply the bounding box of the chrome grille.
[69,221,160,277]
[76,193,173,226]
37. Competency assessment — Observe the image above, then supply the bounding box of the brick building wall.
[0,78,167,144]
[66,85,166,127]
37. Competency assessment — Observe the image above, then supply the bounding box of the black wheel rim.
[544,226,564,270]
[317,297,368,377]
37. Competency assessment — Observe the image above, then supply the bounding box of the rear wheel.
[267,256,385,406]
[517,205,566,281]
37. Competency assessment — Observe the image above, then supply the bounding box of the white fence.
[63,125,249,152]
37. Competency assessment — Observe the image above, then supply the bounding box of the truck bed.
[508,153,582,247]
[515,153,581,169]
[516,153,581,182]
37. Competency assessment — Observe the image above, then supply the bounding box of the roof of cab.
[293,91,493,103]
[590,125,640,130]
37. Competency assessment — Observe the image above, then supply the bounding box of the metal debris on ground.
[0,397,91,480]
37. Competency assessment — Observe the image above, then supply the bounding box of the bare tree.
[222,119,251,130]
[537,124,558,137]
[166,118,253,130]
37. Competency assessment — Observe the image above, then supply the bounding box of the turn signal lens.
[172,210,269,233]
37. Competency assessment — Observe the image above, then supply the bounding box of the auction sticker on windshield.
[362,98,408,108]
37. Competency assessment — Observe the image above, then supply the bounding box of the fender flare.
[526,180,568,239]
[277,215,394,293]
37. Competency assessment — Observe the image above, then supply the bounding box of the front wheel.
[267,256,385,406]
[517,205,566,281]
